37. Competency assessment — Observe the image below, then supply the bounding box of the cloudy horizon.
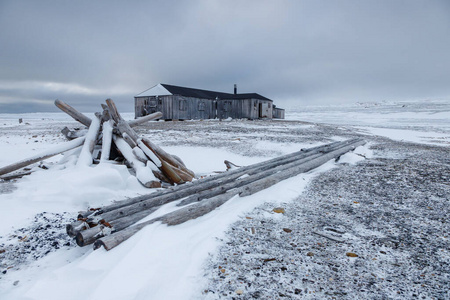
[1,0,449,113]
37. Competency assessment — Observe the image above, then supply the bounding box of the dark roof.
[160,84,272,101]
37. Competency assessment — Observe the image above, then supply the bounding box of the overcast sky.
[1,0,449,113]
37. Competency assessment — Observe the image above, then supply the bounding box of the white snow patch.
[357,127,450,146]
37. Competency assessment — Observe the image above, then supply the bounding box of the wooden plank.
[0,136,86,176]
[93,139,366,251]
[127,112,162,127]
[78,139,352,219]
[81,139,358,225]
[54,99,92,127]
[76,206,160,246]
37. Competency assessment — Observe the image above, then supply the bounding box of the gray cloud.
[1,0,449,113]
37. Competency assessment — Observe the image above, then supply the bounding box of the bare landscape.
[0,100,449,299]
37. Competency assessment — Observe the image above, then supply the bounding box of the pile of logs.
[67,138,365,251]
[0,99,195,187]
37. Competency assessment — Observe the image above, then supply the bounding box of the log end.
[66,222,84,237]
[66,224,75,237]
[93,239,107,251]
[75,232,85,247]
[143,180,162,188]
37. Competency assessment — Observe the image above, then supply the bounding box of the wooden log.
[105,98,195,182]
[76,115,101,167]
[141,137,195,178]
[113,135,161,188]
[93,139,365,251]
[122,132,138,149]
[238,140,366,197]
[132,147,148,164]
[66,220,90,237]
[0,171,33,181]
[172,155,186,168]
[80,139,356,220]
[85,139,362,226]
[54,99,92,127]
[127,112,163,127]
[0,136,86,176]
[73,139,362,237]
[92,191,237,250]
[100,120,114,162]
[75,206,160,246]
[176,139,363,206]
[107,100,191,174]
[61,126,82,140]
[224,160,240,170]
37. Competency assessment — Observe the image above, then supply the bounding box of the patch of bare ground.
[202,140,449,299]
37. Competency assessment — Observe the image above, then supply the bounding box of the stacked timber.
[67,138,365,251]
[0,99,195,187]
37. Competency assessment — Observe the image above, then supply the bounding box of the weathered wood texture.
[77,139,353,220]
[54,99,92,127]
[93,139,364,251]
[113,136,160,188]
[70,140,348,236]
[135,96,275,120]
[106,98,194,184]
[76,206,160,246]
[273,107,285,119]
[0,136,86,176]
[127,111,163,127]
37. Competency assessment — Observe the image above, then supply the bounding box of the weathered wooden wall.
[135,96,276,120]
[273,107,285,119]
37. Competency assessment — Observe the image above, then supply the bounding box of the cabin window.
[179,99,187,111]
[149,99,157,107]
[198,101,205,111]
[268,103,271,108]
[158,99,162,105]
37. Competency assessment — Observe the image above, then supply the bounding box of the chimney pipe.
[234,84,237,95]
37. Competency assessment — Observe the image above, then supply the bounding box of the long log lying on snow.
[76,206,161,246]
[75,139,355,219]
[0,136,86,177]
[176,139,362,206]
[67,140,350,236]
[89,140,351,225]
[93,139,365,251]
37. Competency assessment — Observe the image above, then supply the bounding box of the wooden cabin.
[134,83,285,120]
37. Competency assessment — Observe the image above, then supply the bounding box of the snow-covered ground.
[0,100,449,299]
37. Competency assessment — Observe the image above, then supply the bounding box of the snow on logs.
[0,99,194,188]
[67,139,365,250]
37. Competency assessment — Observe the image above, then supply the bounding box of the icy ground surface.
[0,100,449,299]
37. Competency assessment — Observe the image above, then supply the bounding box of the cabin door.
[177,98,189,120]
[259,102,270,118]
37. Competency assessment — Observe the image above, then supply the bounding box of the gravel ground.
[0,212,74,278]
[0,119,449,299]
[201,137,450,299]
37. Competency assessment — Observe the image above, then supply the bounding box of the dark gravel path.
[202,139,450,299]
